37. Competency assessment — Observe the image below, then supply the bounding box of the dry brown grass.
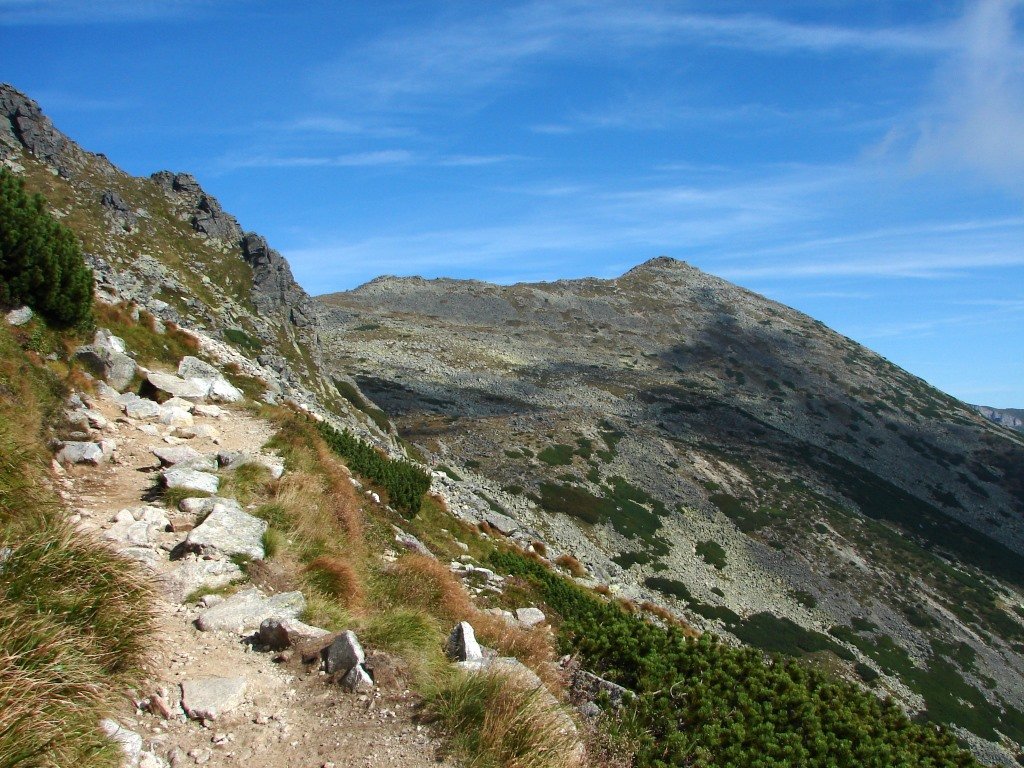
[554,554,587,578]
[304,555,365,609]
[426,668,583,768]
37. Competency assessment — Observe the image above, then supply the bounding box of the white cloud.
[315,2,956,110]
[909,0,1024,189]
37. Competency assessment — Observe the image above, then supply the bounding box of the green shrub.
[0,168,93,326]
[696,539,726,569]
[492,550,981,768]
[316,421,430,516]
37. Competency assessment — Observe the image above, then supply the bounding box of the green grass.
[0,322,153,767]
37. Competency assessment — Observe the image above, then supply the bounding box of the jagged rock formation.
[0,82,392,450]
[320,261,1024,762]
[976,405,1024,433]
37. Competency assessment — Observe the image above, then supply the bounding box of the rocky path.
[56,373,454,768]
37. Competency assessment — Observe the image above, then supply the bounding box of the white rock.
[164,556,244,602]
[147,371,209,400]
[100,719,143,765]
[207,378,243,403]
[162,396,196,413]
[184,503,267,560]
[5,306,32,326]
[340,664,374,692]
[445,621,483,662]
[177,356,220,380]
[163,468,219,495]
[194,404,225,418]
[160,405,194,428]
[120,394,162,420]
[196,588,305,633]
[180,677,247,721]
[56,441,105,465]
[515,607,546,627]
[151,445,202,466]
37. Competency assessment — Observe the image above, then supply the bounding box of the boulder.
[321,630,365,674]
[178,495,237,517]
[184,503,266,561]
[258,617,330,651]
[151,445,202,467]
[394,529,433,557]
[74,342,136,392]
[484,510,520,536]
[163,467,219,495]
[178,356,220,380]
[119,394,162,420]
[159,405,194,428]
[56,441,105,465]
[5,306,32,326]
[445,621,483,662]
[147,371,209,400]
[196,588,305,633]
[218,451,284,479]
[340,664,374,692]
[164,556,243,603]
[208,377,244,403]
[180,677,247,721]
[515,607,546,628]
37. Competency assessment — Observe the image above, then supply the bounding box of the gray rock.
[570,668,632,707]
[484,510,520,536]
[180,677,247,721]
[394,529,433,557]
[74,338,136,392]
[159,404,194,428]
[178,495,238,517]
[258,617,330,650]
[321,630,365,674]
[101,190,137,230]
[241,232,322,329]
[207,377,244,403]
[184,503,266,560]
[196,588,305,633]
[445,621,483,662]
[56,441,105,465]
[99,719,143,766]
[163,467,219,495]
[119,394,162,420]
[165,556,243,603]
[218,451,285,479]
[147,371,209,400]
[340,664,374,692]
[5,306,32,326]
[1,84,71,173]
[515,607,546,627]
[178,356,220,380]
[151,445,203,467]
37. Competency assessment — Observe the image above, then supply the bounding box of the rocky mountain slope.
[0,83,389,451]
[320,263,1024,763]
[5,79,1023,764]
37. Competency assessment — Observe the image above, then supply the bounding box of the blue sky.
[3,1,1023,406]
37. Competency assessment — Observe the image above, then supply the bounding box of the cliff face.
[976,405,1024,432]
[0,82,390,447]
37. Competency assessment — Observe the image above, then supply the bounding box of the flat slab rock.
[258,617,330,650]
[196,587,305,633]
[184,503,267,561]
[165,555,243,603]
[180,676,248,721]
[147,371,210,400]
[56,441,106,465]
[163,467,219,495]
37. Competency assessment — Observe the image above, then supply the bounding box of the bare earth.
[59,393,453,768]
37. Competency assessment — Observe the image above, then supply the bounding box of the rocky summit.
[321,263,1024,761]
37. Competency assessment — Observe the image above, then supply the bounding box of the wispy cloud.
[315,1,956,110]
[219,149,514,170]
[907,0,1024,190]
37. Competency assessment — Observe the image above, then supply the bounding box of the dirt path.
[59,391,454,768]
